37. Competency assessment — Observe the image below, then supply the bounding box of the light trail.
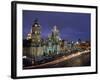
[24,50,90,69]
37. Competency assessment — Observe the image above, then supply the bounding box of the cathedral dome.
[32,19,40,27]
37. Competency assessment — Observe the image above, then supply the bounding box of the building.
[46,25,61,55]
[23,19,68,62]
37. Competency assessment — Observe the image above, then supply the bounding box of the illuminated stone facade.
[23,19,65,60]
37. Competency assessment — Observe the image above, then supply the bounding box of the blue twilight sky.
[23,10,91,41]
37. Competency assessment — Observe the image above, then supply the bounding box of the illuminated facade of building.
[23,19,62,60]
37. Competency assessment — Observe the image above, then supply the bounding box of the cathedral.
[23,19,62,61]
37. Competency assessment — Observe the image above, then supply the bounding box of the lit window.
[35,24,38,27]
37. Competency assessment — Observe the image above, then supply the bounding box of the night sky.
[23,10,91,41]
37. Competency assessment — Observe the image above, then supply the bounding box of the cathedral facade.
[23,19,62,61]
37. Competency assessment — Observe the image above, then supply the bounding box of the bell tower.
[31,19,41,45]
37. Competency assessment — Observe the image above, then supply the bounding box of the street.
[24,50,90,69]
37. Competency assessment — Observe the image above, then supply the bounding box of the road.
[24,50,90,69]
